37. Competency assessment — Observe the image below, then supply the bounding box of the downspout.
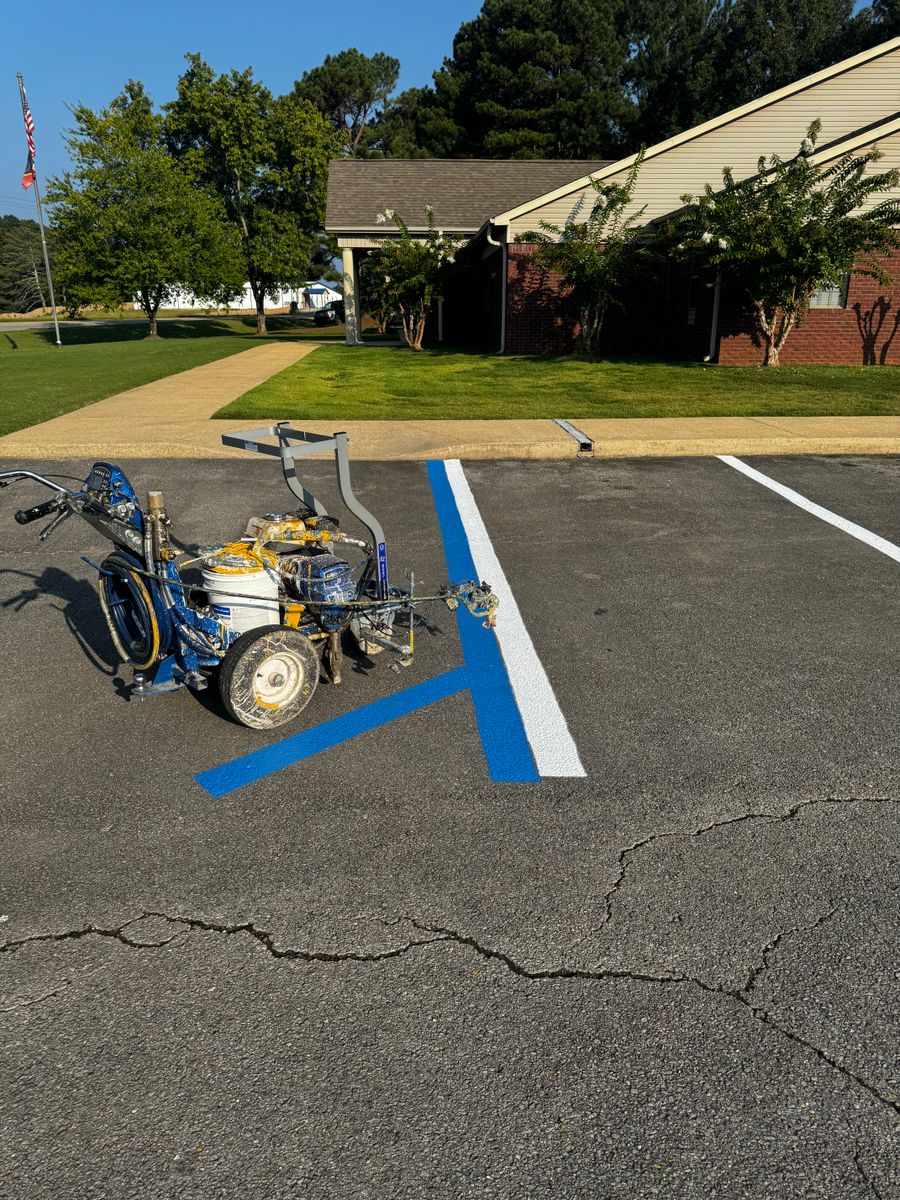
[486,222,507,355]
[705,272,722,362]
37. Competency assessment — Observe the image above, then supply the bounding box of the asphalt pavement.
[1,454,898,1199]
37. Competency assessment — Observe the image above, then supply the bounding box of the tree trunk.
[399,305,419,349]
[249,279,267,336]
[140,288,160,338]
[30,258,46,309]
[752,297,778,367]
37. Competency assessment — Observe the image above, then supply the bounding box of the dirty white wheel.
[219,626,319,730]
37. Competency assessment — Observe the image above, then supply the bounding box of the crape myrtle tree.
[47,82,244,336]
[519,152,651,355]
[367,208,462,349]
[166,55,338,336]
[358,253,395,335]
[673,121,900,365]
[294,48,400,157]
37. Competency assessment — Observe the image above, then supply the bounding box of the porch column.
[342,247,362,345]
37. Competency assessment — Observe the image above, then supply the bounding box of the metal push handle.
[221,424,390,598]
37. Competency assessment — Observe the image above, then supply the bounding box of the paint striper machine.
[1,425,497,729]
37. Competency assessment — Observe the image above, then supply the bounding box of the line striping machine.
[0,424,497,730]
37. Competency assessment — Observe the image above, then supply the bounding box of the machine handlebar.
[15,497,64,525]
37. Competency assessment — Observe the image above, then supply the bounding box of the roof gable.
[494,35,900,226]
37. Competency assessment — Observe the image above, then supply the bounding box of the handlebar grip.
[15,498,62,525]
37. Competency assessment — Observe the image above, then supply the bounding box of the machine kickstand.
[325,631,343,685]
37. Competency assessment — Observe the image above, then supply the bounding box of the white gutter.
[486,222,507,355]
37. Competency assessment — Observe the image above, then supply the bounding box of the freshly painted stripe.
[426,460,540,782]
[719,456,900,564]
[440,459,586,778]
[196,667,469,797]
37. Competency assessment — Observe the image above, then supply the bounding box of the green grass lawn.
[0,318,348,438]
[215,345,900,421]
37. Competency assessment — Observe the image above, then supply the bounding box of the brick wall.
[717,249,900,365]
[506,244,578,354]
[506,244,713,360]
[506,243,900,365]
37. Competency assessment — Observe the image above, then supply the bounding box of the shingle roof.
[326,158,613,233]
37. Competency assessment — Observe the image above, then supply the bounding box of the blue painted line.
[195,460,539,795]
[196,666,469,797]
[426,461,539,783]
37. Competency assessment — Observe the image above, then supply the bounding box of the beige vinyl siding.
[508,46,900,237]
[854,127,900,211]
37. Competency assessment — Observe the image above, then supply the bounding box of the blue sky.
[1,0,481,219]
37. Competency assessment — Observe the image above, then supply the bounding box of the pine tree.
[384,0,631,159]
[624,0,723,145]
[706,0,855,118]
[294,49,400,157]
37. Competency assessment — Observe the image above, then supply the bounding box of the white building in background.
[134,281,343,312]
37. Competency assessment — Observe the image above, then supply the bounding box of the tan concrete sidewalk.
[0,341,318,459]
[0,339,897,459]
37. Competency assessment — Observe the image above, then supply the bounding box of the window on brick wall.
[809,277,849,308]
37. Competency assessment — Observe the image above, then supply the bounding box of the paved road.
[1,455,898,1199]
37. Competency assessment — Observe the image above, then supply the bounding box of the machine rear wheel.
[219,625,319,730]
[98,553,161,670]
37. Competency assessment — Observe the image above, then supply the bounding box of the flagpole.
[16,73,61,347]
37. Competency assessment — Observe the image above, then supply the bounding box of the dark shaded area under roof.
[326,158,613,233]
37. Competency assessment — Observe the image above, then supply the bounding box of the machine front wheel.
[219,626,319,730]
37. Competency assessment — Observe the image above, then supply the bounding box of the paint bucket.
[202,542,280,635]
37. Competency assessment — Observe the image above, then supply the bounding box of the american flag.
[21,90,36,190]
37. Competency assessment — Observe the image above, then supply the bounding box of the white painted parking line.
[444,459,585,778]
[719,455,900,564]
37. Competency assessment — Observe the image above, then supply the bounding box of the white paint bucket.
[202,543,281,635]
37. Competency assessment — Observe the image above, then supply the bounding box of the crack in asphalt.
[0,980,71,1014]
[850,1140,887,1200]
[0,912,445,966]
[598,796,897,935]
[740,907,838,996]
[404,917,900,1121]
[3,907,898,1120]
[2,797,897,1122]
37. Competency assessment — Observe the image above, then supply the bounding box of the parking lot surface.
[1,454,898,1199]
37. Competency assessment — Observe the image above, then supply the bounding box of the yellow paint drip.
[202,542,279,575]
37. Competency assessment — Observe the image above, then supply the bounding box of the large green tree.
[294,48,399,157]
[166,55,338,335]
[47,82,244,335]
[623,0,722,145]
[703,0,855,120]
[383,0,632,159]
[674,122,900,364]
[379,0,873,158]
